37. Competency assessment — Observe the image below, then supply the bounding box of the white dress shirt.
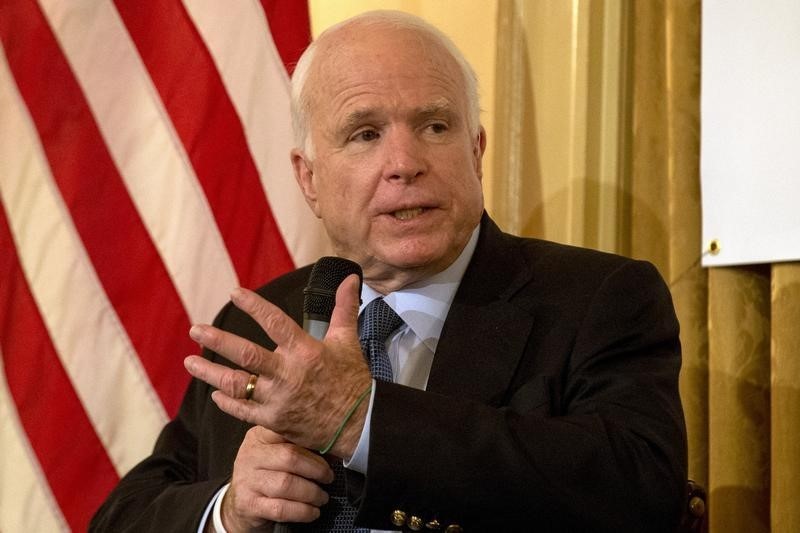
[200,226,480,533]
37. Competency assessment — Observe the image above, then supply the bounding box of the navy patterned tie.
[299,298,403,532]
[358,298,404,383]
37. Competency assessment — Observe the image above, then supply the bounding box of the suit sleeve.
[89,267,307,532]
[89,307,237,533]
[357,260,687,532]
[88,382,227,532]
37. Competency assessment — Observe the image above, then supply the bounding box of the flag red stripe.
[115,0,295,288]
[260,0,312,75]
[0,202,120,532]
[0,0,194,416]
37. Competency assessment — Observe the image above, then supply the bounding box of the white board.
[701,0,800,266]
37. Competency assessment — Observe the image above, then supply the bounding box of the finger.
[241,427,334,485]
[209,388,268,430]
[327,274,361,335]
[184,355,262,400]
[248,425,287,444]
[256,471,330,507]
[252,440,334,484]
[250,427,329,464]
[189,324,274,378]
[230,287,307,351]
[250,497,322,524]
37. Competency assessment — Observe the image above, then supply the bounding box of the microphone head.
[303,256,363,320]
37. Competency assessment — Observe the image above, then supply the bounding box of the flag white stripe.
[0,349,68,533]
[183,0,332,268]
[0,49,166,476]
[41,0,239,324]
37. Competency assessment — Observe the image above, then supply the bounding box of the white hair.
[290,10,481,157]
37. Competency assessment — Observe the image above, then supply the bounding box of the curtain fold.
[491,0,541,236]
[630,0,709,490]
[708,266,771,532]
[771,263,800,532]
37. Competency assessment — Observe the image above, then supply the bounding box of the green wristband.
[319,384,373,455]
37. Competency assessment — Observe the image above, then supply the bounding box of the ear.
[291,148,321,217]
[473,126,487,181]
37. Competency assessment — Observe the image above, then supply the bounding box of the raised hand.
[184,274,372,458]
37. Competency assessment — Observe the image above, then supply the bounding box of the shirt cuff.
[342,379,376,474]
[196,483,229,533]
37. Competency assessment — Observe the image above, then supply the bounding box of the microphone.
[303,257,363,340]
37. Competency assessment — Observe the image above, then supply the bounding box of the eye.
[427,122,448,134]
[351,129,380,142]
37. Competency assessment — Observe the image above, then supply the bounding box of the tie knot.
[359,298,404,344]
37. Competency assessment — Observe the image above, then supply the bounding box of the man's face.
[292,25,485,292]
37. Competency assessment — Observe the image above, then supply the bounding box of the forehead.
[307,25,467,123]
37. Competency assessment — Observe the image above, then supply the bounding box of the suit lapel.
[427,215,535,405]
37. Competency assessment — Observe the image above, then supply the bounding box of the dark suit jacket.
[91,214,687,532]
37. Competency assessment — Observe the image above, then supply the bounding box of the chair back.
[678,480,707,533]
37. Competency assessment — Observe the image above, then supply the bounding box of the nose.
[382,128,425,182]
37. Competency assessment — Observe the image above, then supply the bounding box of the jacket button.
[407,515,423,531]
[391,510,407,527]
[425,519,441,529]
[445,525,463,533]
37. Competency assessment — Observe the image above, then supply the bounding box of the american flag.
[0,1,329,530]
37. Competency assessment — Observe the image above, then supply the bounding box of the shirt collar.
[360,224,480,353]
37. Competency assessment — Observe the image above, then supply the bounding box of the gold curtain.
[631,2,800,531]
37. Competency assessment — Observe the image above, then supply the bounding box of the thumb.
[327,273,361,336]
[248,425,287,445]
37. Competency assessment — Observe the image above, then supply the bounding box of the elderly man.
[92,10,686,533]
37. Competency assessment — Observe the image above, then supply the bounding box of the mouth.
[391,207,426,220]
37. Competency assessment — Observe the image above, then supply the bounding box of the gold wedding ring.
[244,373,258,400]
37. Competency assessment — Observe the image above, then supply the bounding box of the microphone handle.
[303,317,329,341]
